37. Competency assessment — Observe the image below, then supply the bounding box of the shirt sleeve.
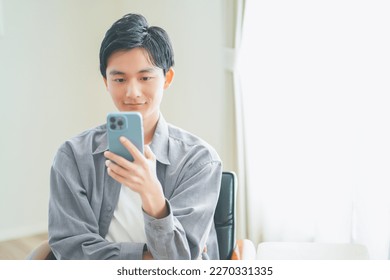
[142,159,222,260]
[48,147,145,260]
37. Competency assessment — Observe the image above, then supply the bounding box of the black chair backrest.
[214,171,236,260]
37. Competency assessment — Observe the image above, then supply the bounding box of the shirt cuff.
[119,242,145,260]
[142,199,174,232]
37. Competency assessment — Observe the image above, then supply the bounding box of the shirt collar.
[150,114,171,165]
[92,126,108,155]
[92,114,171,166]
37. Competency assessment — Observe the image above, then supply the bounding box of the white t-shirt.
[105,185,147,243]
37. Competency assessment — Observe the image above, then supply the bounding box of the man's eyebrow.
[108,68,157,76]
[138,67,157,74]
[108,70,125,76]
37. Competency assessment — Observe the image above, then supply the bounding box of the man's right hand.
[142,250,154,260]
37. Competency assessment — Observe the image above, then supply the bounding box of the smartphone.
[107,112,144,162]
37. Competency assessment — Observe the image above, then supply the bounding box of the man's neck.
[143,113,159,145]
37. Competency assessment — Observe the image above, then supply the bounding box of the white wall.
[0,0,235,241]
[0,0,123,241]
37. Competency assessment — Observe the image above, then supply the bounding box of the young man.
[48,14,222,260]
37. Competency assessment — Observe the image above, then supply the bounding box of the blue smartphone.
[107,112,144,162]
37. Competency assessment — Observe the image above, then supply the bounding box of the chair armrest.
[231,239,256,260]
[26,240,52,260]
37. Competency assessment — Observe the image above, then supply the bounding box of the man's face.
[104,48,173,125]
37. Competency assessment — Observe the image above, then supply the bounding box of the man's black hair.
[99,13,175,78]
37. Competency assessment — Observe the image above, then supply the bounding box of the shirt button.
[107,206,112,211]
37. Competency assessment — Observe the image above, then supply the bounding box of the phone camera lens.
[117,119,124,126]
[110,124,116,130]
[109,117,116,123]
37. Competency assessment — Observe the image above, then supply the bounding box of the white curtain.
[236,0,390,259]
[229,0,248,243]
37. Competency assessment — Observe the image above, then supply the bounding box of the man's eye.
[114,78,125,83]
[141,77,152,81]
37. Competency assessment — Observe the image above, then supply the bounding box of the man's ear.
[163,68,175,90]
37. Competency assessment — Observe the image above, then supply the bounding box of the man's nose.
[126,83,141,98]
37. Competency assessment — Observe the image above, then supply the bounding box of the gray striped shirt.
[48,115,222,259]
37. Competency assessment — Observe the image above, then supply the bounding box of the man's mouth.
[123,102,146,106]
